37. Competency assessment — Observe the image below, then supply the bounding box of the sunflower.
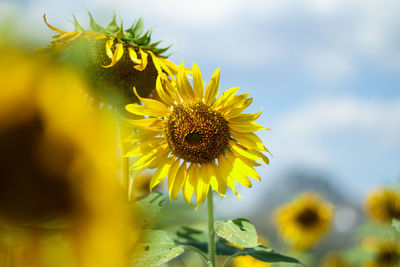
[273,191,333,251]
[43,13,180,109]
[319,251,350,267]
[0,46,131,267]
[362,237,400,267]
[365,188,400,224]
[128,170,161,200]
[124,63,270,206]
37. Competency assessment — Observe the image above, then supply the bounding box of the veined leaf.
[215,218,258,248]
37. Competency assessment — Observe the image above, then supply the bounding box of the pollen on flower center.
[165,102,230,163]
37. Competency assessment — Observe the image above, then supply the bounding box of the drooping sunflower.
[362,237,400,267]
[124,63,270,206]
[43,13,180,109]
[273,191,333,251]
[0,46,132,267]
[365,188,400,224]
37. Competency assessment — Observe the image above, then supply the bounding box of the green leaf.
[106,13,119,33]
[152,44,173,55]
[215,218,258,248]
[132,192,165,225]
[393,219,400,232]
[132,230,184,267]
[133,29,152,45]
[242,245,302,264]
[356,222,395,239]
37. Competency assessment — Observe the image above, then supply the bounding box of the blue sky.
[2,0,400,214]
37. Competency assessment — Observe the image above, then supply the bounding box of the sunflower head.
[273,191,333,251]
[362,237,400,267]
[365,188,400,224]
[0,47,131,266]
[43,13,179,110]
[124,62,270,207]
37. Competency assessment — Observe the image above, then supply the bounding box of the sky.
[2,0,400,214]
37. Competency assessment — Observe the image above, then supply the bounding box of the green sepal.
[133,29,152,45]
[106,13,119,33]
[146,40,163,50]
[87,11,106,33]
[72,14,84,32]
[132,18,144,38]
[152,44,173,55]
[116,19,124,39]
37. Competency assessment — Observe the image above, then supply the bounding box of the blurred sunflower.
[124,63,270,206]
[43,13,180,109]
[365,188,400,224]
[128,170,161,200]
[0,46,132,267]
[362,237,400,267]
[273,191,333,251]
[319,251,349,267]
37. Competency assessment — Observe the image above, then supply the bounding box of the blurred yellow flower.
[128,170,161,200]
[319,251,349,267]
[42,13,180,108]
[273,191,333,251]
[365,188,400,223]
[362,237,400,267]
[124,62,270,206]
[0,46,131,267]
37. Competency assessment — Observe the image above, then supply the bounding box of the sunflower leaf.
[131,230,184,267]
[131,192,165,225]
[133,29,152,45]
[215,218,258,248]
[393,219,400,232]
[241,245,302,264]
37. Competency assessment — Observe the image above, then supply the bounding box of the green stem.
[207,190,216,267]
[182,245,208,264]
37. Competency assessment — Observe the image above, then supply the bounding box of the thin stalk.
[207,190,216,267]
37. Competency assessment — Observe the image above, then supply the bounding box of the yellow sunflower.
[273,191,333,251]
[0,46,132,267]
[124,63,270,206]
[362,237,400,267]
[43,13,180,108]
[365,188,400,224]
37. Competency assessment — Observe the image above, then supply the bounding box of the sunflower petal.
[213,87,240,109]
[105,39,115,59]
[43,14,67,34]
[171,161,187,200]
[192,62,204,100]
[167,159,181,200]
[229,121,267,132]
[134,49,148,71]
[150,157,174,190]
[205,67,220,105]
[231,130,269,152]
[177,62,194,101]
[103,43,124,68]
[228,108,262,123]
[183,164,195,204]
[128,47,141,64]
[131,87,171,115]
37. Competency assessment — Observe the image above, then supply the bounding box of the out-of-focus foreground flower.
[124,62,270,207]
[0,45,132,267]
[362,237,400,267]
[42,13,179,109]
[273,191,333,251]
[365,188,400,224]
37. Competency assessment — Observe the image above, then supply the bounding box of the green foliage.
[356,222,396,239]
[131,192,165,225]
[131,230,184,267]
[392,219,400,232]
[214,218,258,248]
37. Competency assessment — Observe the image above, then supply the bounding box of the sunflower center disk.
[165,102,230,163]
[296,208,320,228]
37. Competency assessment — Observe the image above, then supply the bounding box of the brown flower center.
[296,207,320,228]
[165,102,230,163]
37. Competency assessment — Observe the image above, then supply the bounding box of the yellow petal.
[131,87,171,115]
[43,14,67,34]
[105,39,115,59]
[205,67,220,105]
[150,157,174,190]
[125,117,164,130]
[213,87,240,110]
[171,161,187,200]
[167,159,181,200]
[192,63,204,100]
[231,130,269,152]
[125,138,162,157]
[128,47,141,64]
[155,76,175,106]
[126,103,168,117]
[229,121,267,132]
[232,155,261,181]
[230,166,253,187]
[124,129,161,143]
[224,98,253,118]
[159,57,180,76]
[178,63,195,101]
[134,49,148,71]
[231,142,270,165]
[207,162,226,196]
[103,43,124,68]
[228,108,262,123]
[183,164,195,204]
